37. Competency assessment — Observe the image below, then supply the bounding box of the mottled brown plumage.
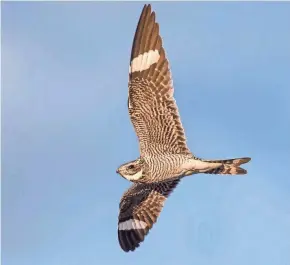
[128,4,189,157]
[118,179,179,252]
[116,4,251,252]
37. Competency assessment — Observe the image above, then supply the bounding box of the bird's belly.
[181,159,221,174]
[145,155,188,180]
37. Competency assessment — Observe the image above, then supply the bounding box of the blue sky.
[2,2,290,265]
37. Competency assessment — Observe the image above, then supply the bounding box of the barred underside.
[127,4,191,157]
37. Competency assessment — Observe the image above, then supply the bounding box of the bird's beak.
[116,169,119,174]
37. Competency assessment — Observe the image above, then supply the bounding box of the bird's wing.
[128,4,191,157]
[118,179,180,252]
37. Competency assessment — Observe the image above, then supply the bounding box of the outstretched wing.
[128,4,191,157]
[118,179,180,252]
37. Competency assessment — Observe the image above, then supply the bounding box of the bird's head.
[116,158,145,182]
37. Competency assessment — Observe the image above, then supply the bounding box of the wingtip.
[144,3,151,8]
[143,3,154,16]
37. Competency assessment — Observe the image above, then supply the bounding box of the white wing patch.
[129,50,160,73]
[118,219,148,230]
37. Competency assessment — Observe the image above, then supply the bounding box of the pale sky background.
[2,2,290,265]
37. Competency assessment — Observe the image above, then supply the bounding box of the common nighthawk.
[116,4,251,252]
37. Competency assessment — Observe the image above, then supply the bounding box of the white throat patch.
[124,169,143,181]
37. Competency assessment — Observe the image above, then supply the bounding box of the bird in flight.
[116,4,251,252]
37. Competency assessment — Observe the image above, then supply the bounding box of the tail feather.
[203,157,251,175]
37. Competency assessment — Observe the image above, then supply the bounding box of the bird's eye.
[128,165,135,170]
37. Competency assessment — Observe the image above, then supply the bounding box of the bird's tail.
[202,157,251,175]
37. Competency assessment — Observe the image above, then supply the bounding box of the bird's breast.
[144,154,187,180]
